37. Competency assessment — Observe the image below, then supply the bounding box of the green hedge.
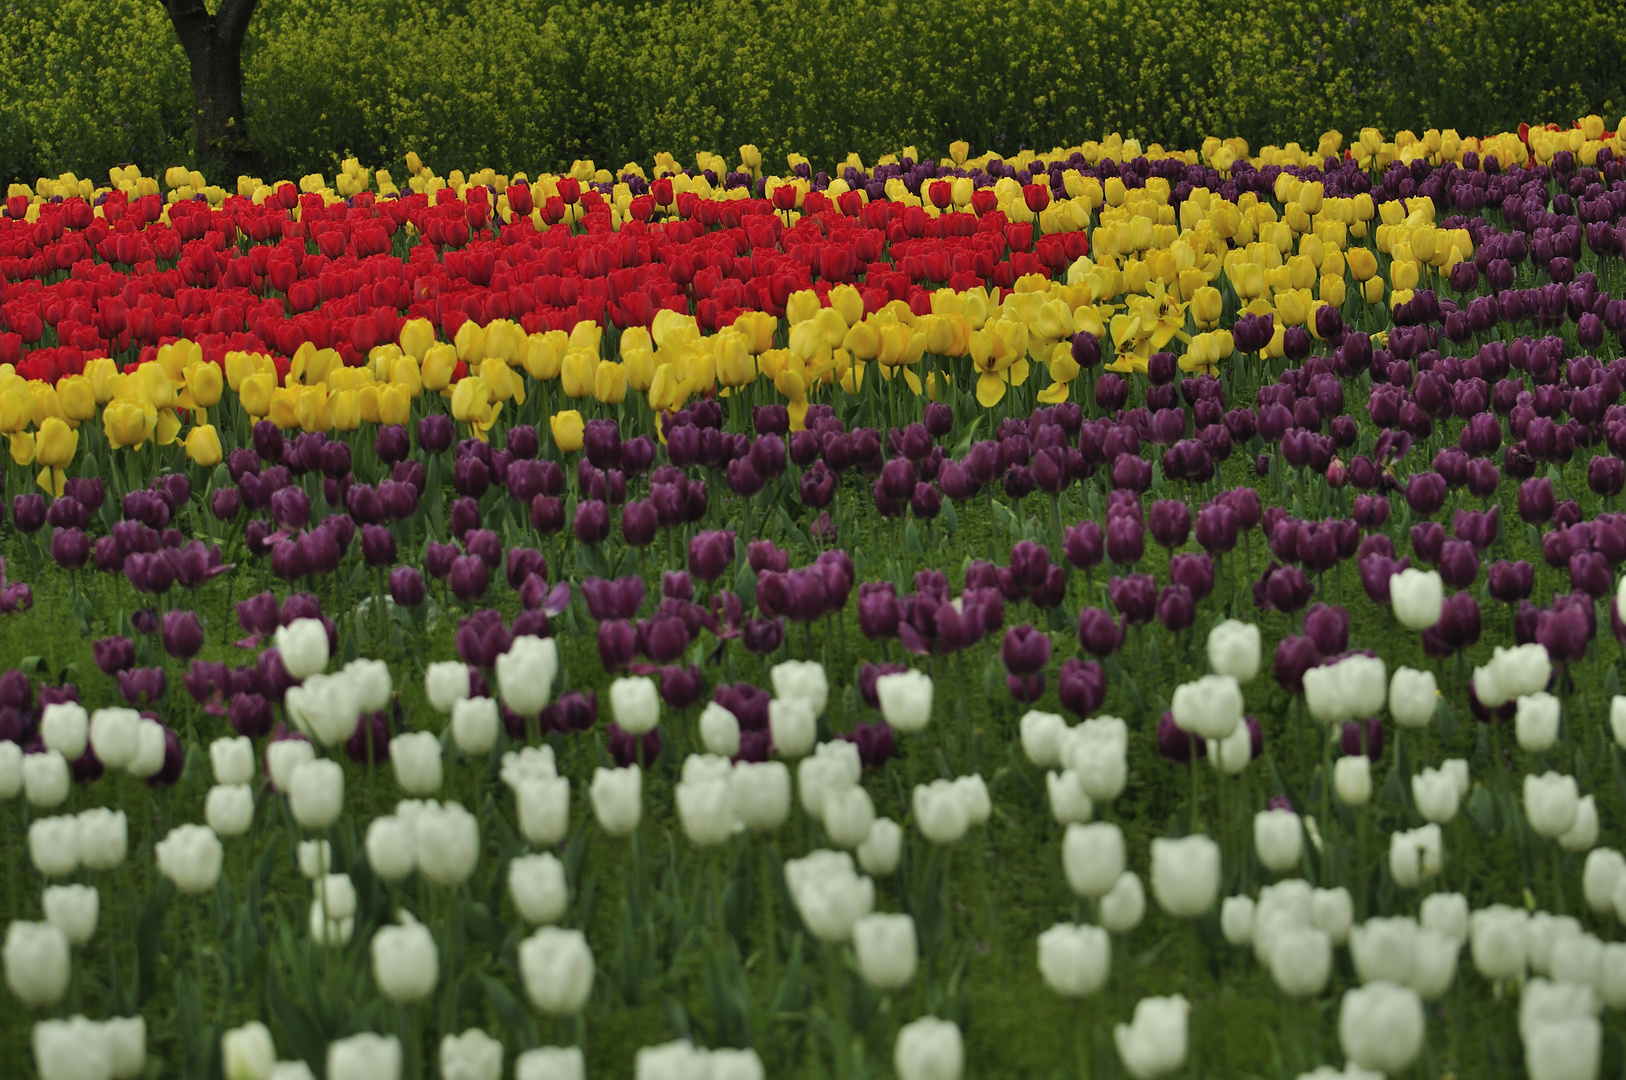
[4,0,1626,185]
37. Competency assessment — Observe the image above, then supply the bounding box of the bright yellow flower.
[184,423,223,467]
[57,376,95,422]
[186,361,223,409]
[86,357,120,403]
[9,431,34,466]
[594,360,628,405]
[140,363,174,409]
[451,376,492,423]
[422,344,458,392]
[550,409,584,452]
[400,318,436,361]
[35,416,76,468]
[155,408,182,445]
[560,348,597,399]
[239,373,275,417]
[379,384,411,426]
[454,320,487,364]
[716,333,755,387]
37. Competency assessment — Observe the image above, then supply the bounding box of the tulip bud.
[5,921,70,1005]
[509,853,570,926]
[1114,996,1189,1079]
[519,927,595,1015]
[894,1016,963,1080]
[366,815,417,883]
[328,1033,402,1080]
[391,732,443,796]
[1063,822,1124,899]
[288,760,344,830]
[205,784,255,838]
[222,1021,276,1080]
[853,912,918,990]
[1037,922,1110,997]
[590,765,642,836]
[372,913,438,1003]
[1151,835,1221,917]
[155,823,223,894]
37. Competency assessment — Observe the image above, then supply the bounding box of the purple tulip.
[1058,658,1106,718]
[1169,552,1214,602]
[688,530,736,581]
[1255,563,1313,613]
[1423,592,1482,657]
[1107,574,1156,625]
[159,610,204,660]
[1155,584,1195,633]
[1064,521,1104,569]
[1106,515,1145,565]
[380,565,423,608]
[1302,603,1350,656]
[1517,477,1556,524]
[1158,712,1205,763]
[1273,635,1321,692]
[1340,717,1384,759]
[448,556,489,603]
[1487,560,1534,603]
[117,667,167,705]
[1077,608,1123,657]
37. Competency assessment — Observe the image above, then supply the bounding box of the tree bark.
[162,0,259,181]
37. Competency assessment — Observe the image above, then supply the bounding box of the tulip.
[328,1034,401,1080]
[40,702,88,760]
[76,808,127,872]
[732,761,791,833]
[1269,927,1332,997]
[519,927,595,1015]
[1062,821,1124,898]
[4,921,70,1005]
[1525,772,1580,838]
[390,731,442,796]
[155,823,223,894]
[1255,809,1303,873]
[1390,568,1444,630]
[496,635,558,719]
[1151,834,1220,918]
[1411,767,1459,823]
[509,853,570,926]
[1037,923,1110,997]
[1339,981,1424,1074]
[1114,995,1189,1079]
[516,1048,584,1080]
[590,765,641,837]
[853,912,918,990]
[223,1022,276,1080]
[438,1030,503,1080]
[287,759,344,830]
[274,618,329,678]
[1389,824,1442,888]
[372,914,438,1003]
[609,675,660,735]
[1170,673,1242,740]
[857,818,902,877]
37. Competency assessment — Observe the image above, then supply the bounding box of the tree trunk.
[162,0,259,182]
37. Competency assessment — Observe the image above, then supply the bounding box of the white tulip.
[731,762,791,832]
[822,785,876,850]
[440,1029,504,1080]
[29,815,79,879]
[42,884,98,947]
[876,670,933,733]
[424,661,472,713]
[853,912,917,990]
[415,801,479,887]
[222,1021,276,1080]
[391,731,443,796]
[1469,904,1528,982]
[1390,567,1443,629]
[343,658,393,714]
[1560,795,1599,853]
[288,759,344,830]
[1269,926,1331,997]
[366,815,417,883]
[1420,892,1469,944]
[1114,995,1189,1079]
[698,702,741,758]
[913,779,969,845]
[23,749,69,809]
[1062,822,1124,900]
[784,850,874,944]
[206,785,255,838]
[1207,619,1261,682]
[1525,772,1579,839]
[515,1046,584,1080]
[1037,922,1111,997]
[1099,871,1146,933]
[497,636,558,718]
[5,921,70,1006]
[1412,767,1460,824]
[894,1016,963,1080]
[1019,710,1068,768]
[1046,769,1094,826]
[509,854,570,925]
[275,619,330,678]
[518,927,594,1015]
[767,697,815,758]
[1582,849,1624,914]
[265,738,315,792]
[771,660,828,717]
[1311,887,1354,946]
[1387,667,1437,728]
[1339,981,1424,1074]
[1254,809,1303,874]
[77,809,127,872]
[1350,916,1417,984]
[1151,835,1221,918]
[1515,691,1561,752]
[857,818,902,877]
[1388,825,1441,889]
[1221,895,1255,946]
[210,736,255,785]
[126,719,168,780]
[327,1033,401,1080]
[450,697,500,757]
[516,776,571,847]
[372,914,438,1003]
[155,824,223,894]
[40,702,89,760]
[1170,674,1242,740]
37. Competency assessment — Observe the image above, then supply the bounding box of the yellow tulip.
[294,386,328,433]
[1320,274,1347,308]
[455,319,487,363]
[184,423,223,467]
[36,466,67,499]
[390,356,424,398]
[379,384,411,426]
[1391,260,1420,292]
[1191,286,1223,329]
[484,319,525,363]
[103,401,154,447]
[813,306,848,350]
[479,359,516,402]
[327,389,362,431]
[156,339,200,381]
[400,318,436,361]
[223,351,258,392]
[140,363,174,409]
[9,431,35,466]
[451,376,492,422]
[560,348,597,399]
[786,290,821,326]
[240,372,275,416]
[1346,247,1378,281]
[155,408,182,445]
[86,357,120,403]
[594,360,628,404]
[422,344,458,392]
[550,409,585,452]
[522,332,566,380]
[567,320,602,356]
[1275,288,1310,327]
[829,285,864,328]
[186,361,223,408]
[358,384,382,424]
[268,387,300,429]
[35,416,76,468]
[716,334,755,387]
[57,376,95,422]
[1361,277,1386,304]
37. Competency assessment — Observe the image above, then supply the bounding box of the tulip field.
[8,121,1626,1080]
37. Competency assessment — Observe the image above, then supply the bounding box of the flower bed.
[3,121,1626,1079]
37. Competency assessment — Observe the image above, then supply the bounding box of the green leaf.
[480,971,538,1050]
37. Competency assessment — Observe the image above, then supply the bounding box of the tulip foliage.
[10,119,1626,1079]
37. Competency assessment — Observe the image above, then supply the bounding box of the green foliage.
[4,0,1626,184]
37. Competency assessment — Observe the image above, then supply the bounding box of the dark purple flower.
[688,530,735,581]
[1340,717,1384,759]
[1058,658,1106,718]
[160,609,204,660]
[1158,711,1205,763]
[117,667,167,705]
[1302,603,1350,657]
[1487,560,1534,603]
[1001,624,1051,676]
[449,556,490,603]
[1155,584,1195,633]
[1273,636,1320,693]
[597,620,639,669]
[389,566,426,607]
[1107,574,1156,625]
[1077,607,1123,657]
[607,722,663,767]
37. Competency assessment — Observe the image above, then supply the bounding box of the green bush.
[4,0,1626,185]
